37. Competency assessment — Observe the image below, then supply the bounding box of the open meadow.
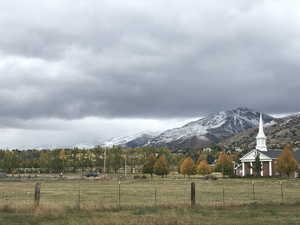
[0,176,299,209]
[0,176,300,225]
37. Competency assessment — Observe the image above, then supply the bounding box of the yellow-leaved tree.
[197,160,212,175]
[180,157,195,177]
[276,144,298,177]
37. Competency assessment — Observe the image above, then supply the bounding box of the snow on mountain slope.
[100,108,274,150]
[101,132,158,148]
[148,107,274,149]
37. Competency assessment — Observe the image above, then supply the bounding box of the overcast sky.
[1,0,300,148]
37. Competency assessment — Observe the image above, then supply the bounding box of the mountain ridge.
[100,107,274,151]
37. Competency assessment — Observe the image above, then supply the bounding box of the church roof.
[240,149,272,161]
[262,149,300,163]
[249,149,300,163]
[261,150,282,159]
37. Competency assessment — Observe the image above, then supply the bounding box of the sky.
[1,0,300,149]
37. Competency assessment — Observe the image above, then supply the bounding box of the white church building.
[237,114,300,177]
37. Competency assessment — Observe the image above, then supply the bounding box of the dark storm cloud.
[1,0,300,123]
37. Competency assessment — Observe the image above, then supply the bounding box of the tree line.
[0,144,298,177]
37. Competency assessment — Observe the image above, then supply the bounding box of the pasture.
[2,203,300,225]
[0,175,299,210]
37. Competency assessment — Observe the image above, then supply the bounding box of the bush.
[203,175,218,180]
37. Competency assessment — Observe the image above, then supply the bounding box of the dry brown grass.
[1,202,300,225]
[0,177,299,209]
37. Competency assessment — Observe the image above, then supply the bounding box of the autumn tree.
[154,155,169,177]
[180,157,195,177]
[276,144,299,177]
[197,160,212,175]
[143,153,157,177]
[214,152,234,176]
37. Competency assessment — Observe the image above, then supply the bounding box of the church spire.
[256,113,267,151]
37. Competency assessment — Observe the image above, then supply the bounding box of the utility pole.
[124,154,127,177]
[104,148,107,174]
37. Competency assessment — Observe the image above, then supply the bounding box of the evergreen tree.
[143,153,157,177]
[252,152,262,177]
[2,151,18,173]
[206,154,215,164]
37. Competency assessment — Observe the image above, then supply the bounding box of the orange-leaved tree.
[197,160,212,175]
[180,157,195,177]
[154,155,169,177]
[214,152,234,176]
[276,144,298,177]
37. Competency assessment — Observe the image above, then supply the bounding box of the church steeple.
[256,113,267,151]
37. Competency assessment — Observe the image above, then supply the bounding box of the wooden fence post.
[154,187,157,206]
[78,188,81,210]
[34,183,41,208]
[118,180,121,209]
[222,187,225,206]
[191,182,196,208]
[252,181,255,200]
[280,181,284,203]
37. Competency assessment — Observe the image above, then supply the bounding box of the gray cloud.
[1,0,300,125]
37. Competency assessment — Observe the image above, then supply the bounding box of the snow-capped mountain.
[148,107,274,150]
[101,132,158,148]
[100,108,274,151]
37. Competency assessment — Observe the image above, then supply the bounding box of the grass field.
[1,202,300,225]
[0,176,299,225]
[0,176,299,209]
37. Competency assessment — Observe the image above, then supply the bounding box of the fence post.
[222,187,225,206]
[252,181,255,200]
[34,183,41,208]
[184,178,187,205]
[280,181,284,203]
[154,187,157,206]
[78,187,81,210]
[118,180,121,209]
[191,182,196,208]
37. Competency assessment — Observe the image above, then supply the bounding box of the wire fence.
[0,178,299,210]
